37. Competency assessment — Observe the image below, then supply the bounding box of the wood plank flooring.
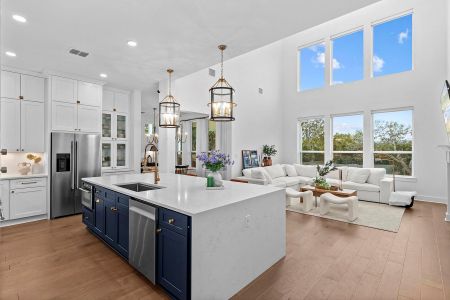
[1,201,449,299]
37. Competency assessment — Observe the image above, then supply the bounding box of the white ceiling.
[2,0,380,91]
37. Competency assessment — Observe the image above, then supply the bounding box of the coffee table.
[300,185,357,207]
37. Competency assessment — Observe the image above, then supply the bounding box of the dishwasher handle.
[129,206,156,220]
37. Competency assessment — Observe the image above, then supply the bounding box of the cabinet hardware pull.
[95,199,100,203]
[11,191,14,194]
[111,207,118,211]
[19,96,23,100]
[168,218,175,224]
[156,228,162,234]
[21,149,24,151]
[113,108,116,112]
[77,100,80,104]
[21,182,37,184]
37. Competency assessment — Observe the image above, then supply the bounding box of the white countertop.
[0,173,48,180]
[82,173,283,216]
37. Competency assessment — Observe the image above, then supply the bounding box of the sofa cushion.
[326,178,341,186]
[325,166,348,181]
[270,181,287,188]
[367,168,386,185]
[284,164,298,177]
[347,167,370,184]
[294,164,317,178]
[264,165,286,179]
[251,168,272,184]
[343,181,380,192]
[272,177,300,187]
[242,168,253,177]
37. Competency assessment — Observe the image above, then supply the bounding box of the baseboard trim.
[415,195,447,204]
[0,214,47,227]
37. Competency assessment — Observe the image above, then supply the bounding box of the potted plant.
[262,145,277,166]
[313,160,337,190]
[197,150,234,187]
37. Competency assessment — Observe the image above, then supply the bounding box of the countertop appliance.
[51,132,100,218]
[129,198,157,284]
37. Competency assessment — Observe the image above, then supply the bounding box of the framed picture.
[242,150,260,169]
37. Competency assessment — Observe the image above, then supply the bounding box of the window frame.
[330,27,364,86]
[371,107,414,177]
[371,11,414,78]
[331,112,364,167]
[297,40,326,92]
[190,121,197,168]
[297,116,326,165]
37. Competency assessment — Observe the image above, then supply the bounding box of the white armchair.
[380,178,394,204]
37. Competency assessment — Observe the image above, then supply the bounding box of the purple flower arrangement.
[197,150,234,172]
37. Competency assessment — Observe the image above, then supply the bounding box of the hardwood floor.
[1,201,449,299]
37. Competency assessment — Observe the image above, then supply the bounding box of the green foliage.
[301,119,324,151]
[312,177,330,189]
[262,145,277,157]
[334,130,363,151]
[316,160,337,177]
[374,120,412,151]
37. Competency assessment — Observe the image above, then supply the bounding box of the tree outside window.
[208,120,216,152]
[299,118,325,165]
[333,114,363,167]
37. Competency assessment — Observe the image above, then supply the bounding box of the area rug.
[286,200,405,232]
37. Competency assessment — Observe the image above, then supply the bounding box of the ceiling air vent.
[69,48,89,57]
[208,68,216,77]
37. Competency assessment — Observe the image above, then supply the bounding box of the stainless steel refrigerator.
[51,132,101,218]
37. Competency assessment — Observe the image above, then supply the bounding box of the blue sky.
[299,14,412,90]
[333,114,363,135]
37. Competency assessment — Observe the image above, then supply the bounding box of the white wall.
[281,0,449,202]
[157,0,449,202]
[158,42,284,177]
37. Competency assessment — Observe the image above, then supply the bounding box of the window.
[372,14,412,77]
[299,118,325,165]
[373,109,413,176]
[331,30,363,85]
[176,126,183,165]
[191,122,197,167]
[208,120,216,151]
[298,42,325,91]
[332,114,363,167]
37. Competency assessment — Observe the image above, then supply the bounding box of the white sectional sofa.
[235,164,394,204]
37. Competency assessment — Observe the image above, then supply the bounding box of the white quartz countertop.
[82,173,284,216]
[0,173,48,180]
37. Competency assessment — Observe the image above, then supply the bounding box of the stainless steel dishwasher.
[129,198,157,284]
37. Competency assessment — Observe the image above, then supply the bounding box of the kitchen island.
[82,173,285,300]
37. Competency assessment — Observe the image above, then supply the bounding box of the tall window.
[176,126,183,165]
[331,30,363,85]
[373,110,413,176]
[208,120,216,151]
[372,14,412,77]
[299,118,325,165]
[298,42,325,91]
[191,122,197,167]
[332,114,363,167]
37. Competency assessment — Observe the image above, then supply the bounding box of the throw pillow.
[264,165,286,179]
[284,165,298,177]
[347,167,370,184]
[325,166,348,180]
[367,168,386,185]
[294,164,317,178]
[251,168,272,184]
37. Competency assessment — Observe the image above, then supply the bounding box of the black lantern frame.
[159,69,181,128]
[209,78,236,121]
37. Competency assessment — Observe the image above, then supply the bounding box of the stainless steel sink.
[115,183,164,192]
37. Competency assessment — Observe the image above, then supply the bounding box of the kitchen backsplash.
[0,152,46,175]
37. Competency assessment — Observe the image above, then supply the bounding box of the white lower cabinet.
[0,181,10,221]
[9,178,47,220]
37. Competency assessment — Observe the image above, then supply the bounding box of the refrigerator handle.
[75,140,79,189]
[71,141,75,190]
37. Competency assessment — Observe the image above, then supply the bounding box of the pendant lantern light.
[208,45,236,121]
[159,69,180,128]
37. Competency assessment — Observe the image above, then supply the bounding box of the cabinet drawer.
[10,177,46,189]
[159,208,189,236]
[94,186,107,198]
[82,206,94,227]
[10,187,46,219]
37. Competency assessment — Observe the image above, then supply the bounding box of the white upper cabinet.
[103,89,129,113]
[102,89,114,111]
[114,91,129,113]
[78,81,102,107]
[52,102,77,132]
[21,75,45,102]
[0,98,21,151]
[77,105,101,133]
[51,76,77,103]
[1,71,20,99]
[21,101,45,152]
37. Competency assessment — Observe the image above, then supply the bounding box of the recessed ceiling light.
[5,51,17,57]
[12,14,27,23]
[100,73,108,78]
[127,40,137,47]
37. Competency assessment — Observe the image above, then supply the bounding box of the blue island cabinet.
[157,208,191,300]
[89,186,129,259]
